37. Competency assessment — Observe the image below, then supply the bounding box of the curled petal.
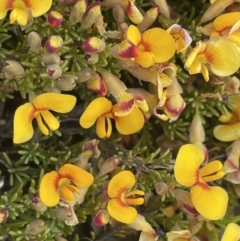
[142,28,176,63]
[107,199,138,224]
[96,116,112,138]
[13,103,35,144]
[80,97,112,128]
[40,110,60,131]
[108,170,135,198]
[36,114,49,135]
[115,93,135,116]
[33,93,76,113]
[114,106,144,135]
[191,184,228,220]
[58,164,94,188]
[174,144,205,187]
[213,123,240,142]
[221,223,240,241]
[39,171,60,207]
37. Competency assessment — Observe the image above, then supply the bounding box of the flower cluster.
[2,0,240,240]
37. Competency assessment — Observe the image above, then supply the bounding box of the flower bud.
[75,67,91,82]
[47,11,63,28]
[82,37,106,53]
[112,5,125,24]
[2,60,25,79]
[55,234,68,241]
[155,182,168,196]
[0,210,8,224]
[84,52,99,64]
[153,0,170,19]
[25,219,45,235]
[164,94,185,122]
[42,53,61,65]
[82,139,101,159]
[27,31,42,53]
[97,157,120,177]
[189,112,205,143]
[81,1,101,30]
[46,64,62,79]
[57,77,76,91]
[69,0,87,25]
[137,6,159,32]
[45,35,63,53]
[94,210,110,227]
[32,196,47,212]
[87,72,107,96]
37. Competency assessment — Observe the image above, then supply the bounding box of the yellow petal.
[0,0,12,19]
[191,184,228,220]
[125,0,143,24]
[96,116,112,138]
[58,164,94,188]
[39,171,60,207]
[28,0,52,17]
[142,28,176,63]
[107,199,138,224]
[174,144,205,187]
[206,39,240,76]
[13,103,35,144]
[33,93,77,113]
[59,185,74,201]
[213,12,240,32]
[40,110,60,131]
[80,97,112,128]
[9,8,28,25]
[213,122,240,142]
[108,170,135,198]
[127,25,141,46]
[134,51,155,68]
[114,106,144,135]
[221,223,240,241]
[35,113,49,135]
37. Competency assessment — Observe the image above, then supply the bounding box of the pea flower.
[174,144,228,220]
[107,170,145,224]
[221,223,240,241]
[39,164,94,207]
[185,38,240,82]
[213,95,240,142]
[79,97,144,138]
[13,93,76,144]
[117,25,175,68]
[0,0,52,26]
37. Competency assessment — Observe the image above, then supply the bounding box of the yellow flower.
[13,93,76,144]
[79,97,145,138]
[213,95,240,142]
[39,164,94,207]
[174,144,228,220]
[0,0,52,26]
[118,25,175,68]
[107,170,145,224]
[185,38,240,82]
[221,223,240,241]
